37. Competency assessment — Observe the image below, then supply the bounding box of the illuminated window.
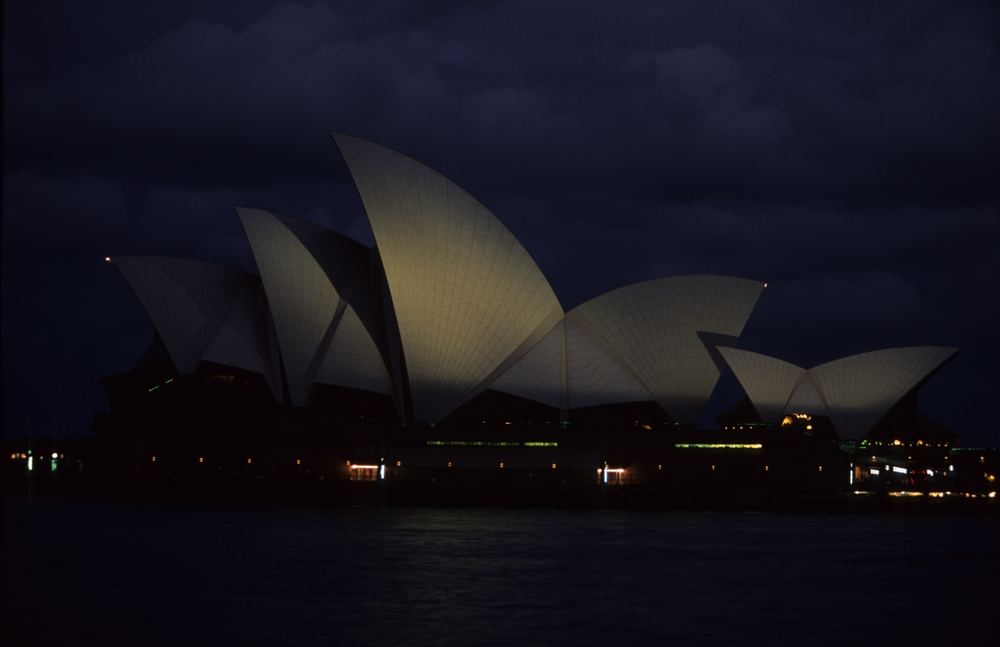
[603,468,625,485]
[349,465,378,481]
[674,443,762,450]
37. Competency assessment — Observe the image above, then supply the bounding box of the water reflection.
[2,499,997,646]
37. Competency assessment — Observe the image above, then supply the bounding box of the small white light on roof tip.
[104,256,111,262]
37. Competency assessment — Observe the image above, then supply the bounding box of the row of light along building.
[21,132,990,504]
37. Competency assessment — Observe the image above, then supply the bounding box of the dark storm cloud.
[3,0,998,442]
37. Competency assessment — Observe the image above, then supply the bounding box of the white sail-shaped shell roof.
[200,279,283,400]
[333,133,563,423]
[784,374,830,418]
[237,207,391,406]
[720,346,959,438]
[570,276,764,422]
[564,312,655,409]
[491,276,763,418]
[113,256,281,399]
[490,320,568,410]
[113,257,251,374]
[716,347,807,422]
[809,346,958,439]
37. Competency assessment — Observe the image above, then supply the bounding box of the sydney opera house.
[88,133,987,504]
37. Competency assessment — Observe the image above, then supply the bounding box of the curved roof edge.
[569,274,766,422]
[111,255,282,399]
[236,207,392,406]
[717,347,805,423]
[809,346,959,439]
[331,132,563,423]
[721,345,960,438]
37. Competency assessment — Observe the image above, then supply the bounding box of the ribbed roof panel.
[113,256,248,374]
[572,276,764,422]
[717,347,806,422]
[333,133,563,422]
[809,346,959,439]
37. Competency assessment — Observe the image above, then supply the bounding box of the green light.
[426,440,558,448]
[674,443,763,450]
[148,378,175,392]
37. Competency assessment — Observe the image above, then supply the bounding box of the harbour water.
[2,497,997,645]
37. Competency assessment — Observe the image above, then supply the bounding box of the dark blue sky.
[3,0,998,444]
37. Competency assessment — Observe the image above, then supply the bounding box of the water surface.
[2,497,996,645]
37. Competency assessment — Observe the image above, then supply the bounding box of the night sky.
[3,1,998,445]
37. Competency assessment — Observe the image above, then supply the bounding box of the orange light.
[349,464,379,470]
[295,458,301,466]
[246,458,252,465]
[551,463,557,469]
[447,461,453,468]
[396,460,401,467]
[151,456,157,463]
